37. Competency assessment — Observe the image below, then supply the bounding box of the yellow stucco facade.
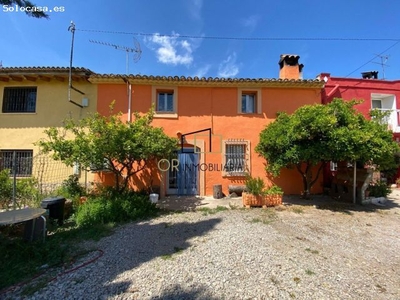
[0,67,97,186]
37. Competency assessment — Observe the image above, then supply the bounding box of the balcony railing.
[371,108,400,132]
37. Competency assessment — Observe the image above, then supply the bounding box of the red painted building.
[318,71,400,185]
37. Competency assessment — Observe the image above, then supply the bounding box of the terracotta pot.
[242,192,266,208]
[265,194,283,207]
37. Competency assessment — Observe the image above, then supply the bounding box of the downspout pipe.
[123,77,132,122]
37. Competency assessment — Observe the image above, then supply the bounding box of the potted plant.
[242,176,266,208]
[264,185,284,207]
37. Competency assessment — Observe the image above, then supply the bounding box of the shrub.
[0,170,41,208]
[0,169,12,208]
[245,176,266,195]
[265,185,284,196]
[368,181,391,198]
[75,190,158,228]
[58,175,85,199]
[16,177,40,207]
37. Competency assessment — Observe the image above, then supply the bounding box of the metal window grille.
[0,150,33,177]
[225,141,248,175]
[2,87,37,113]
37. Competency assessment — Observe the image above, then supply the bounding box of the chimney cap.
[279,54,300,68]
[361,71,379,79]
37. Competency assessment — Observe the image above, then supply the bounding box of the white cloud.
[146,33,194,66]
[218,53,239,78]
[241,15,260,32]
[193,64,211,78]
[189,0,203,20]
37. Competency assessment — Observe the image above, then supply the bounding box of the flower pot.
[265,194,282,207]
[242,192,265,208]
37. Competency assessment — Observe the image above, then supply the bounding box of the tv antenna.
[89,39,142,74]
[372,54,390,80]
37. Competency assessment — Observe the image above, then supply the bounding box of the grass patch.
[160,254,173,260]
[21,277,51,297]
[161,246,185,261]
[305,269,316,275]
[250,217,262,223]
[293,277,301,284]
[305,248,319,255]
[249,209,278,225]
[197,206,229,215]
[0,221,113,291]
[0,189,160,292]
[270,275,279,285]
[291,206,304,214]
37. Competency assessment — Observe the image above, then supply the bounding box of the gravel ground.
[4,192,400,300]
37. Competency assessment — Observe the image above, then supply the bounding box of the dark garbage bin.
[41,196,66,225]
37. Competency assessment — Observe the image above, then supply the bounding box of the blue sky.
[1,0,399,80]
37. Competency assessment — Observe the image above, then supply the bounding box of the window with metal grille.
[224,141,249,176]
[2,87,37,113]
[0,150,33,177]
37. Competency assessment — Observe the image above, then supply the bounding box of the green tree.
[37,106,177,193]
[1,0,49,19]
[255,98,400,198]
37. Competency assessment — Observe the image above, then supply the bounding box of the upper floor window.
[0,150,33,177]
[2,87,37,113]
[157,90,174,112]
[238,88,261,114]
[242,93,256,113]
[371,99,382,109]
[152,86,178,118]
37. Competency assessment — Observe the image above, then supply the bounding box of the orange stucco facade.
[91,68,324,197]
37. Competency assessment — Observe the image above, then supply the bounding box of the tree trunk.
[296,162,324,199]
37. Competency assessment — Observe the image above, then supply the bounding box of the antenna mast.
[68,21,85,108]
[89,39,142,74]
[372,54,390,80]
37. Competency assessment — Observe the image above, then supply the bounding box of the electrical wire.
[344,40,400,78]
[75,28,400,42]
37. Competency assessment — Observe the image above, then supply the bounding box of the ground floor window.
[222,140,250,176]
[0,150,33,177]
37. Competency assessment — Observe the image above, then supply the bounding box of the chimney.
[279,54,304,80]
[361,71,378,79]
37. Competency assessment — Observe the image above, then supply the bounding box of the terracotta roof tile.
[0,66,93,75]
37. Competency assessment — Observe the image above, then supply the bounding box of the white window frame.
[222,140,250,177]
[238,88,261,114]
[152,86,178,118]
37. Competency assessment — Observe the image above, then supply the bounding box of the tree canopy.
[1,0,49,18]
[37,107,177,192]
[255,98,400,198]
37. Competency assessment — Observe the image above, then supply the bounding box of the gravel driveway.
[6,192,400,300]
